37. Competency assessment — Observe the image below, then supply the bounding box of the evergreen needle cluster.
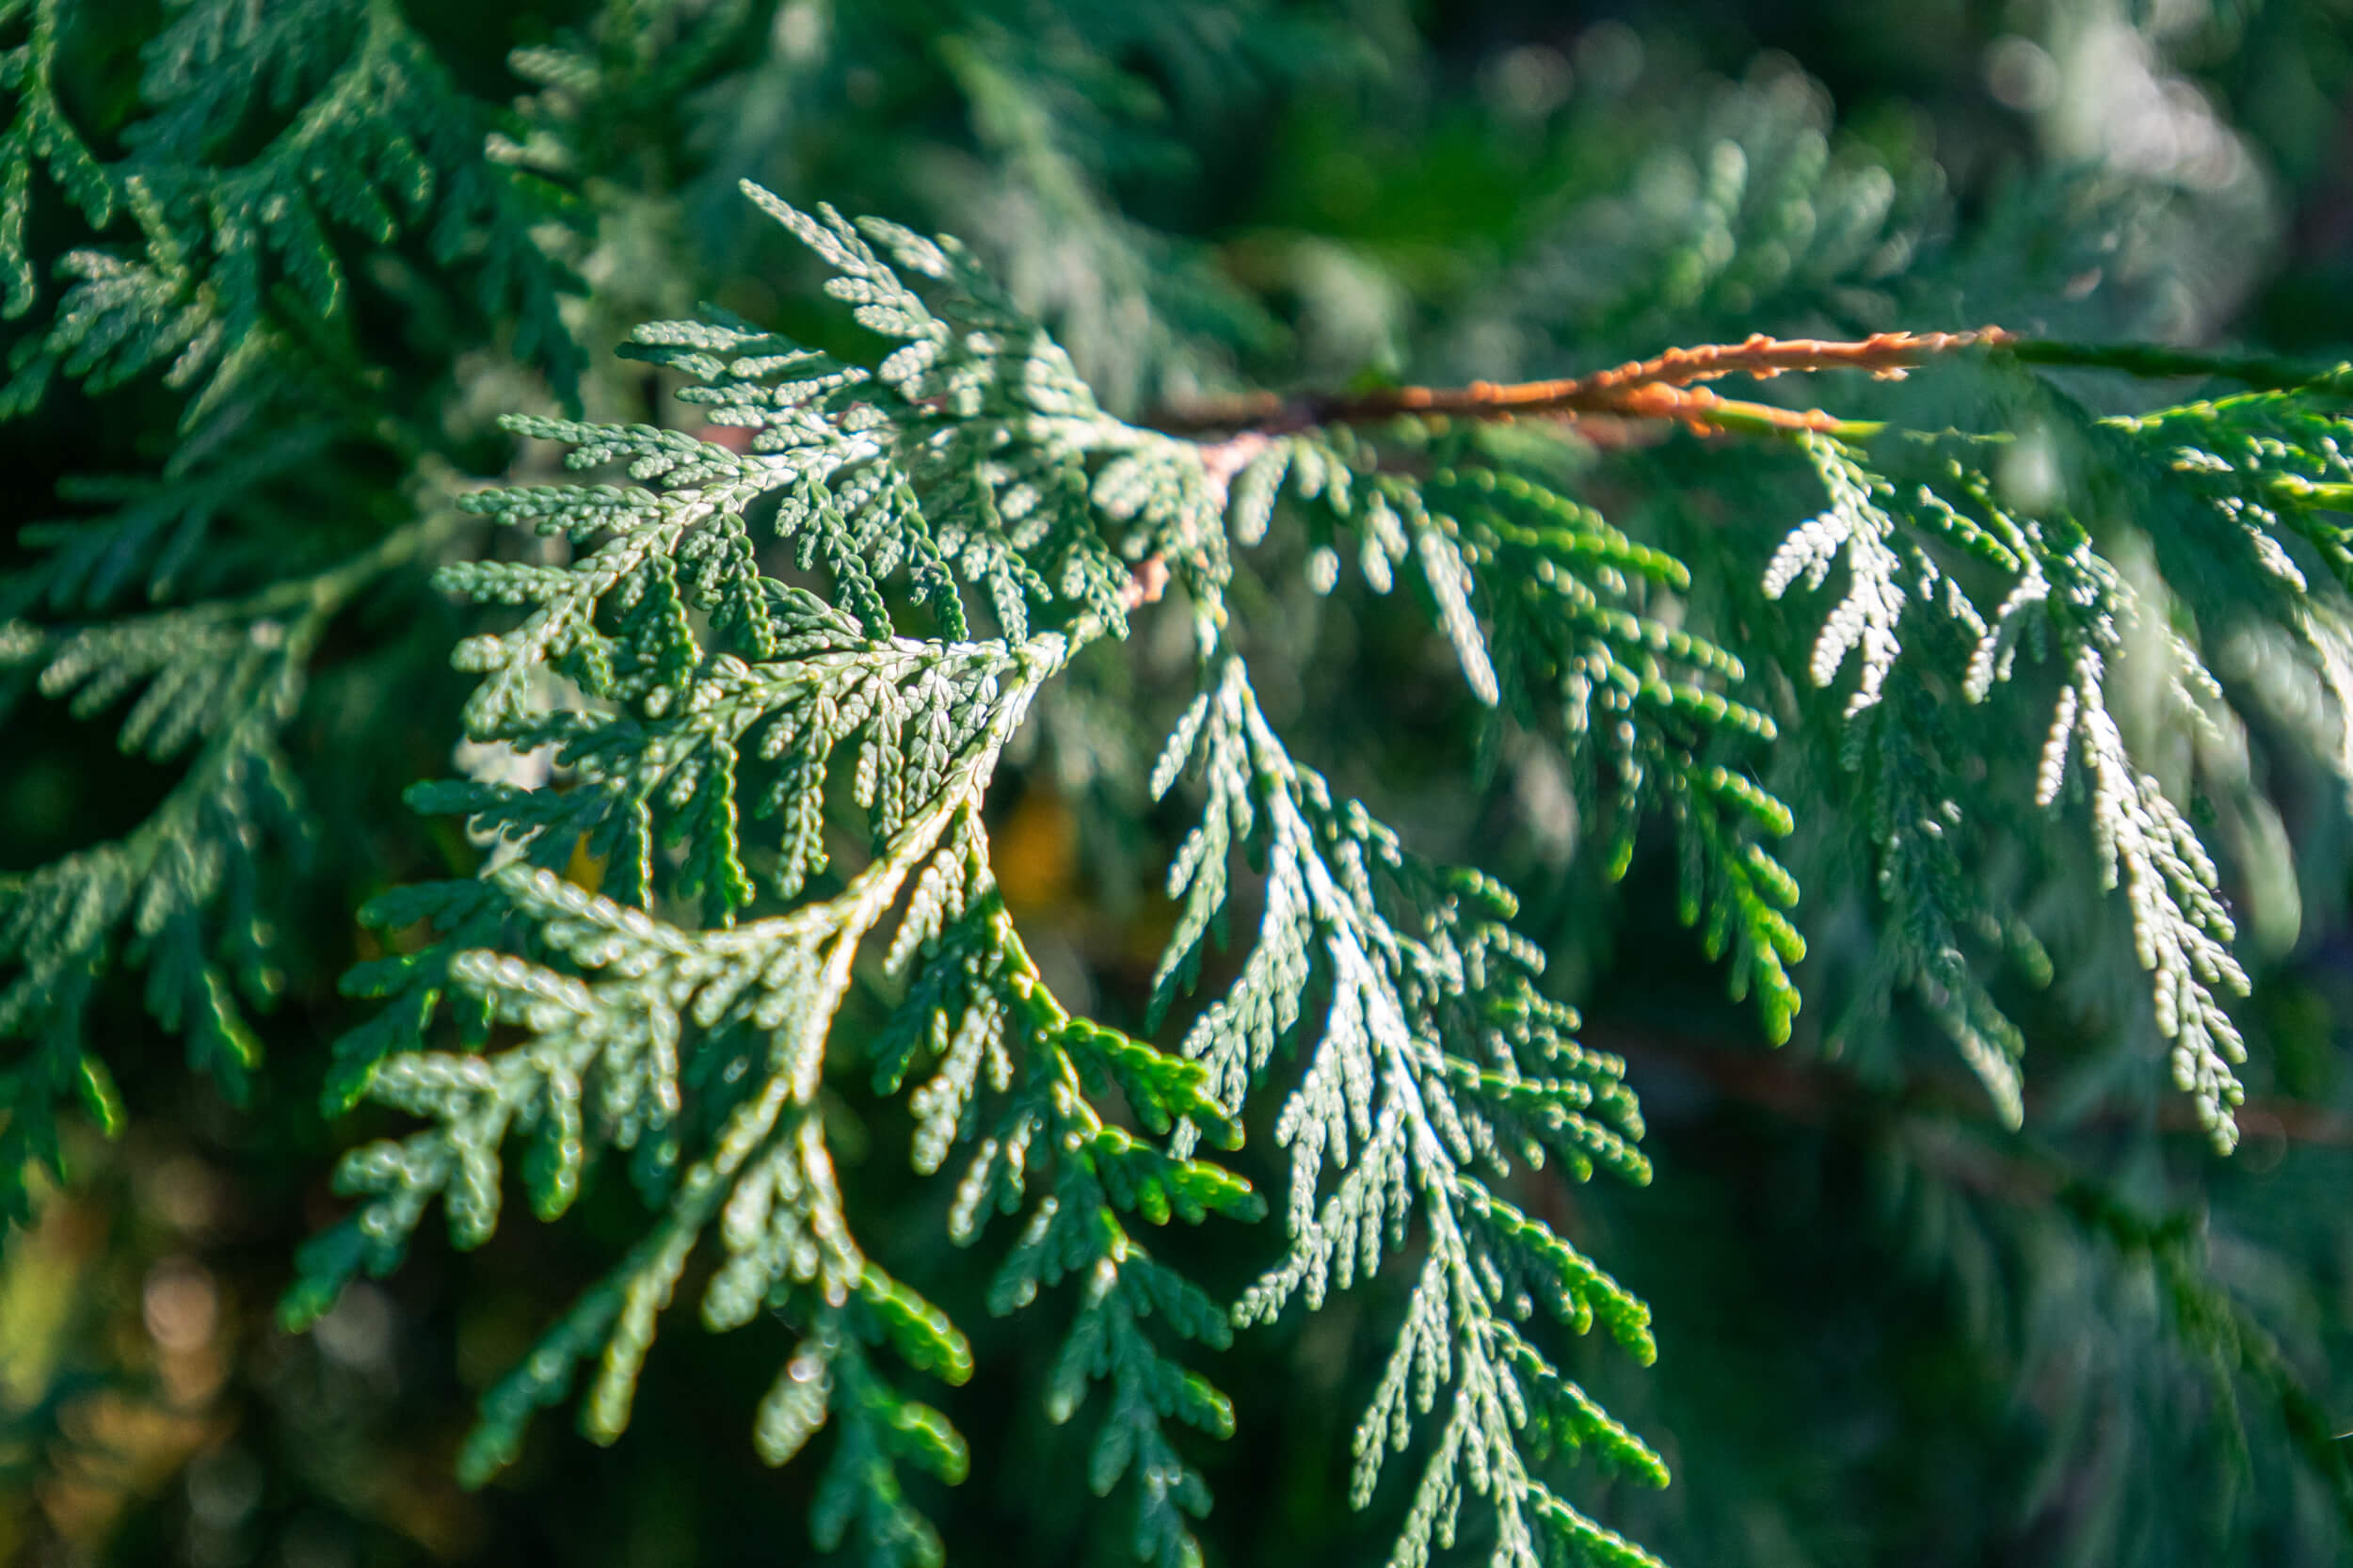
[8,6,2353,1567]
[260,188,2353,1566]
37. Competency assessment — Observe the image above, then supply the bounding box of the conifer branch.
[1148,649,1667,1567]
[11,16,2353,1564]
[1,0,584,424]
[0,504,469,1224]
[37,150,2329,1564]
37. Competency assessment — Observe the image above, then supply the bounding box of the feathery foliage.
[2,0,586,1227]
[8,7,2353,1568]
[2,0,580,424]
[278,182,2353,1566]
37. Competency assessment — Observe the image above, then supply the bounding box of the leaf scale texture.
[7,8,2353,1568]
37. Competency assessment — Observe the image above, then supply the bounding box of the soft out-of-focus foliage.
[6,3,2353,1568]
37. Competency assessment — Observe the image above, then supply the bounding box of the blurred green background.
[5,2,2353,1566]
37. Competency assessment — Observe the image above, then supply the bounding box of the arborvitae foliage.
[265,193,1709,1567]
[6,7,2353,1568]
[0,0,592,1230]
[1,0,580,421]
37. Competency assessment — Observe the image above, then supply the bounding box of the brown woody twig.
[1154,327,2015,439]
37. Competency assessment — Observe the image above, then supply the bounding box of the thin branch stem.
[1155,328,2013,438]
[1155,328,2353,448]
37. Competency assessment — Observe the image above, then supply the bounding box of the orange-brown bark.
[1158,327,2014,436]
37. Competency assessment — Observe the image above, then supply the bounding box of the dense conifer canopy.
[4,4,2352,1567]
